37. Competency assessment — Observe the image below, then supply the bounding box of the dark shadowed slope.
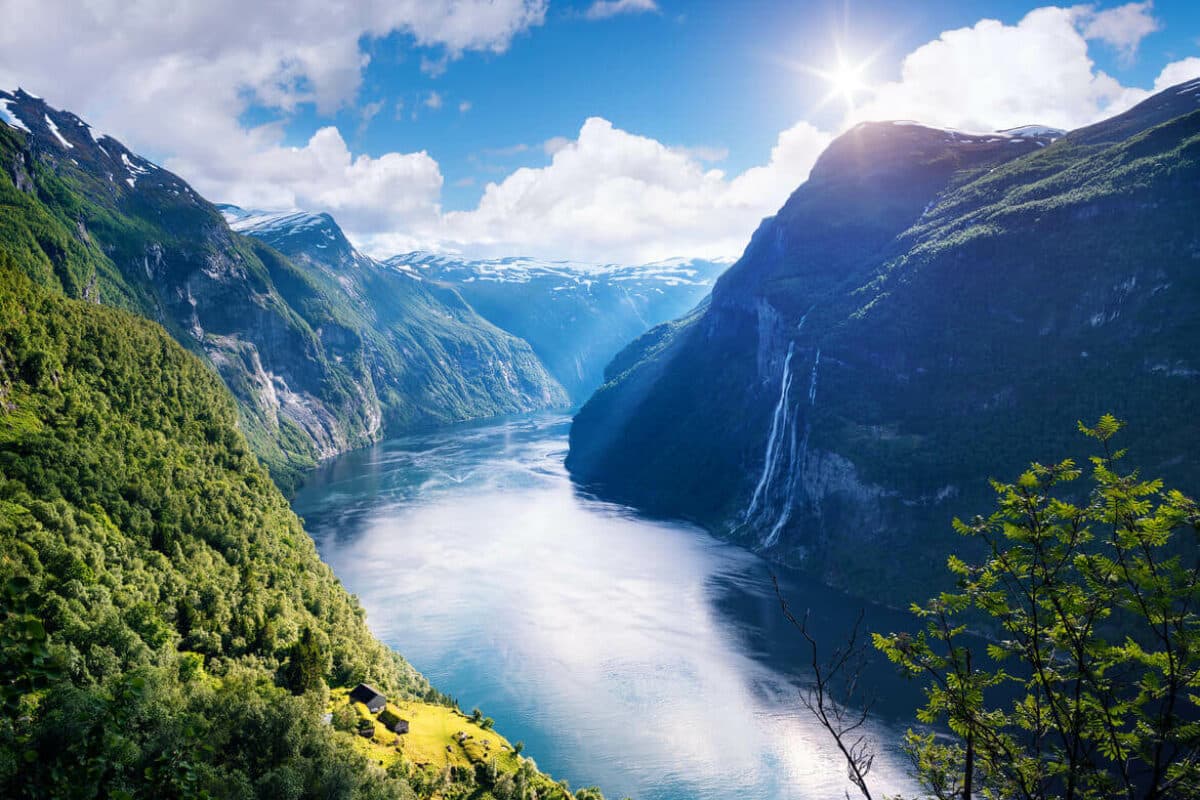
[568,79,1200,601]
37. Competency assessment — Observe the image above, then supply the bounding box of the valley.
[292,413,922,800]
[2,8,1198,797]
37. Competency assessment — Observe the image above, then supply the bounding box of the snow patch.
[44,114,73,148]
[120,151,151,187]
[0,99,30,132]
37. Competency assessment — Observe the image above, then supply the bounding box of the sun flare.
[796,46,877,113]
[827,61,865,102]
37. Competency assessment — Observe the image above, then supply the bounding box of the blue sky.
[1,1,1198,262]
[294,0,1200,210]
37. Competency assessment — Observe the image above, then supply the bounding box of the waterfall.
[807,348,821,405]
[763,410,802,548]
[745,342,794,520]
[748,345,823,548]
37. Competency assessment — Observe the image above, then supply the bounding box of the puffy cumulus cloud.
[0,0,543,234]
[1151,56,1200,90]
[850,6,1124,131]
[167,125,444,235]
[1075,1,1161,63]
[848,5,1192,134]
[371,117,832,264]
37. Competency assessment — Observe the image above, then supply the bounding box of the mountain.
[0,260,601,799]
[375,252,727,402]
[0,89,564,488]
[221,205,570,428]
[567,79,1200,601]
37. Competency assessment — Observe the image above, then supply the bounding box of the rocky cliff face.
[567,80,1200,600]
[225,207,568,433]
[0,90,565,487]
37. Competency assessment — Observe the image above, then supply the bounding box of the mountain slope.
[0,258,599,799]
[224,207,568,432]
[385,252,727,401]
[567,80,1200,601]
[0,257,430,795]
[0,90,564,488]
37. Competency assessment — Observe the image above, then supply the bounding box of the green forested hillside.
[0,89,564,491]
[0,260,588,799]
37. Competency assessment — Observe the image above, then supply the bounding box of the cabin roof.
[349,683,386,706]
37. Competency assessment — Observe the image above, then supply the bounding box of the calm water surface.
[292,413,921,800]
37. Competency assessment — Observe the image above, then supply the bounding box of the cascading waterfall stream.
[745,342,794,520]
[761,348,821,547]
[807,348,820,404]
[745,339,823,547]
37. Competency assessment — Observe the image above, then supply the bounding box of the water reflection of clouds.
[293,414,918,800]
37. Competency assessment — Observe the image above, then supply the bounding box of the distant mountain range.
[0,88,569,487]
[221,205,726,405]
[567,78,1200,601]
[384,251,728,401]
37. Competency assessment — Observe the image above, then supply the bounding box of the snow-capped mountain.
[1,87,198,198]
[0,93,567,484]
[385,251,730,400]
[219,205,378,272]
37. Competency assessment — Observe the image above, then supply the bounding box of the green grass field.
[330,688,521,775]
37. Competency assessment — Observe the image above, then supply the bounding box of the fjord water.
[292,414,919,800]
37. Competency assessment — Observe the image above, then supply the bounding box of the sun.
[826,60,866,104]
[790,44,878,114]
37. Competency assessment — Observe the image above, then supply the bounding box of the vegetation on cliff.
[0,260,598,799]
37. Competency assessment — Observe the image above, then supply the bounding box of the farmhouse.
[379,706,410,734]
[349,683,387,714]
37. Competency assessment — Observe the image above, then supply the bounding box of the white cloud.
[1076,1,1161,63]
[459,100,472,113]
[0,0,544,236]
[585,0,659,21]
[1,1,1197,265]
[357,99,386,137]
[363,117,832,263]
[672,144,730,163]
[848,6,1182,132]
[1151,56,1200,90]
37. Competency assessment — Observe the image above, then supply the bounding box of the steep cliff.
[0,90,565,488]
[568,80,1200,600]
[225,207,567,434]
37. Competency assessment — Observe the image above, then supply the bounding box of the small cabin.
[349,683,387,714]
[379,705,410,734]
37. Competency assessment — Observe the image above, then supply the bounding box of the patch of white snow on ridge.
[229,210,333,236]
[387,251,729,285]
[1177,78,1200,95]
[998,124,1066,140]
[80,121,108,145]
[889,120,1064,142]
[44,114,73,148]
[0,99,30,133]
[120,152,152,187]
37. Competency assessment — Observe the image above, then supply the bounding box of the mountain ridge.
[384,249,728,400]
[0,89,566,487]
[567,79,1200,601]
